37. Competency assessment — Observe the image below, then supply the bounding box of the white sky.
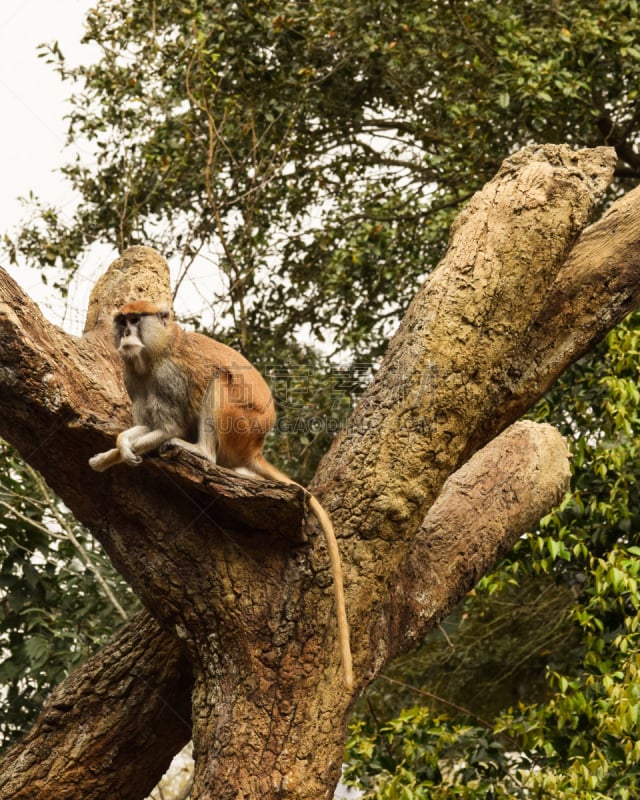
[0,0,88,229]
[0,0,109,331]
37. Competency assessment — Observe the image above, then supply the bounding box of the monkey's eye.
[115,314,126,327]
[127,314,141,325]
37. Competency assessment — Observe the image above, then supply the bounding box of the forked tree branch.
[1,146,640,799]
[0,421,568,800]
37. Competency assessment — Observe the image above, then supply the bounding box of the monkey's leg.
[89,427,191,471]
[196,376,220,461]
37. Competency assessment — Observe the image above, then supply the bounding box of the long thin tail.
[251,455,354,691]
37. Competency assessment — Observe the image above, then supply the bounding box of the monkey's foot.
[88,454,108,472]
[89,449,120,472]
[162,438,213,462]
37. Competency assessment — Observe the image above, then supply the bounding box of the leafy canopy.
[7,0,640,360]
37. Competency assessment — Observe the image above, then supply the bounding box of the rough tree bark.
[1,145,639,799]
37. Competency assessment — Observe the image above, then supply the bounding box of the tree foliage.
[7,0,640,356]
[2,0,640,795]
[0,443,138,749]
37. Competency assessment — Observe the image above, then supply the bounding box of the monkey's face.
[114,312,148,359]
[113,302,171,365]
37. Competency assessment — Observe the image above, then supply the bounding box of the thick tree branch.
[0,612,192,800]
[497,181,640,424]
[386,421,571,661]
[313,146,619,536]
[154,445,308,543]
[310,145,629,674]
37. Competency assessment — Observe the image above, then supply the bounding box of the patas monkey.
[89,300,353,689]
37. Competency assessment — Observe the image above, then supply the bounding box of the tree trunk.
[1,145,640,799]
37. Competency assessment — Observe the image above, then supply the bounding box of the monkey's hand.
[116,426,147,466]
[119,448,143,466]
